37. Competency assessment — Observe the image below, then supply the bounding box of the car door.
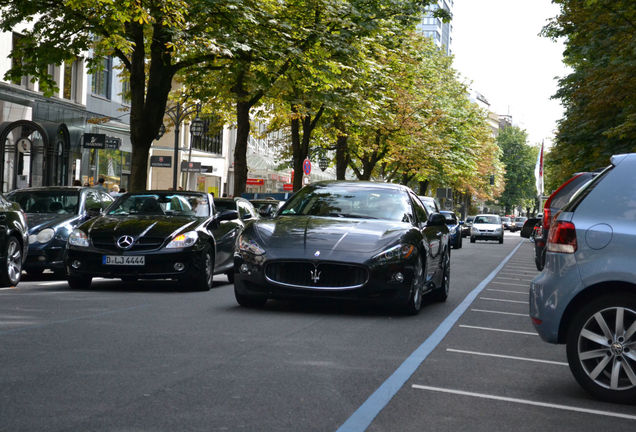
[210,201,242,272]
[410,192,442,283]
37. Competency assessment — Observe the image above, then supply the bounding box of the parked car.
[470,214,503,243]
[234,181,451,315]
[522,172,598,271]
[6,186,114,276]
[440,210,462,249]
[249,198,283,218]
[65,191,239,290]
[461,215,474,237]
[501,216,512,230]
[530,153,636,404]
[214,197,260,223]
[0,194,28,287]
[417,195,441,215]
[510,216,527,232]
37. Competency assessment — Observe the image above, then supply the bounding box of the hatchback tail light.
[547,221,577,253]
[542,207,551,232]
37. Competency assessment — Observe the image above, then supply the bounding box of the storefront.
[81,123,132,192]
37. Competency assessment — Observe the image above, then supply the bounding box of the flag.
[534,141,544,196]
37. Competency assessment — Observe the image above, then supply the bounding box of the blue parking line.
[336,241,525,432]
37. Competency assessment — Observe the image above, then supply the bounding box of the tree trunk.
[291,113,304,191]
[336,133,348,180]
[233,100,251,197]
[418,180,429,195]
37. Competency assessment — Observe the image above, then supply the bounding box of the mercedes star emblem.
[117,235,134,250]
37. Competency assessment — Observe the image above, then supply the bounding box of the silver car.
[530,153,636,404]
[470,214,503,243]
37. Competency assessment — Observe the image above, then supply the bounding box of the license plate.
[102,255,145,266]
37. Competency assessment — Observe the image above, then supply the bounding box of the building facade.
[418,0,454,55]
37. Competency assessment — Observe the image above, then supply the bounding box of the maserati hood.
[251,215,408,259]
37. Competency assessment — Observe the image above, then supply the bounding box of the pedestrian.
[119,187,126,194]
[92,176,107,192]
[72,179,82,186]
[110,184,121,197]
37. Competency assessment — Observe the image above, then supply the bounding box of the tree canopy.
[496,126,537,213]
[542,0,636,189]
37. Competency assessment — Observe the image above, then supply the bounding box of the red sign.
[303,158,311,175]
[283,184,293,191]
[246,178,264,186]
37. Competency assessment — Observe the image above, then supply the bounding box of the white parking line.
[446,348,568,366]
[471,309,528,317]
[495,276,535,281]
[459,324,538,336]
[491,281,529,287]
[0,287,17,291]
[411,385,636,421]
[479,297,529,304]
[39,281,69,286]
[486,289,528,294]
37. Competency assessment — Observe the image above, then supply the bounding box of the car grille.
[91,234,165,252]
[265,261,368,289]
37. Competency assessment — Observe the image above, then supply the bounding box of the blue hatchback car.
[530,153,636,404]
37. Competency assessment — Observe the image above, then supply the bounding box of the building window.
[120,75,131,104]
[63,59,78,100]
[11,32,33,89]
[91,57,112,99]
[193,119,222,155]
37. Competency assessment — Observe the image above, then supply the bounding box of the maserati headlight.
[238,234,266,256]
[166,231,198,249]
[373,244,415,264]
[68,229,89,247]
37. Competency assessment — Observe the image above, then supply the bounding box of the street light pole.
[156,102,200,190]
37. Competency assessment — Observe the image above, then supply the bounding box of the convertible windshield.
[108,193,209,217]
[280,184,412,222]
[474,215,501,224]
[8,190,79,214]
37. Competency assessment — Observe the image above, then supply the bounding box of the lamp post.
[185,105,204,190]
[156,102,200,190]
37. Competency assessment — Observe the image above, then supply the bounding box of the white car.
[470,214,504,244]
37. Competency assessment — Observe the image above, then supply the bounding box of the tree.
[0,0,263,191]
[542,0,636,189]
[496,126,537,214]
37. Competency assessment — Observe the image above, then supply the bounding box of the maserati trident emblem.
[117,235,134,250]
[310,268,321,283]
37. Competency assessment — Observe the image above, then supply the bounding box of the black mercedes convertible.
[233,181,451,314]
[65,191,240,290]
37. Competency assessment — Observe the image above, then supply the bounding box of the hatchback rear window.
[562,165,613,213]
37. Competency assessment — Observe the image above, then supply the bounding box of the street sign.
[246,178,265,186]
[83,133,106,149]
[283,184,293,191]
[303,158,311,175]
[105,137,121,150]
[150,156,172,167]
[180,161,201,172]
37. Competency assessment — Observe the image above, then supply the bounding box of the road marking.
[0,287,17,291]
[491,281,528,287]
[336,241,525,432]
[486,289,528,294]
[411,385,636,421]
[495,276,534,281]
[479,297,529,304]
[446,348,568,366]
[471,309,528,317]
[459,324,538,336]
[39,281,69,286]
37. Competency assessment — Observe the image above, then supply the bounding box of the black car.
[234,181,451,315]
[0,193,28,287]
[461,215,474,237]
[249,198,283,218]
[7,187,114,276]
[65,191,239,290]
[214,197,260,222]
[440,210,462,249]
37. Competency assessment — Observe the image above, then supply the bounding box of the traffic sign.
[303,158,311,175]
[283,184,293,191]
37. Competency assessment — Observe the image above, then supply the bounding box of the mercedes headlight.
[238,234,266,256]
[373,244,415,264]
[166,231,198,249]
[68,229,89,247]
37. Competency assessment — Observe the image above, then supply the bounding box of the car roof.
[8,186,86,192]
[314,180,412,192]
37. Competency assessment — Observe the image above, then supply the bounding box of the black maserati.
[233,181,451,314]
[65,191,240,290]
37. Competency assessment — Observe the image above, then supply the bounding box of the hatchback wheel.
[470,236,476,243]
[0,236,22,287]
[566,294,636,404]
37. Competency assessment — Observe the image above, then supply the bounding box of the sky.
[451,0,570,147]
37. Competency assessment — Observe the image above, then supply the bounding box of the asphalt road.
[1,232,635,431]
